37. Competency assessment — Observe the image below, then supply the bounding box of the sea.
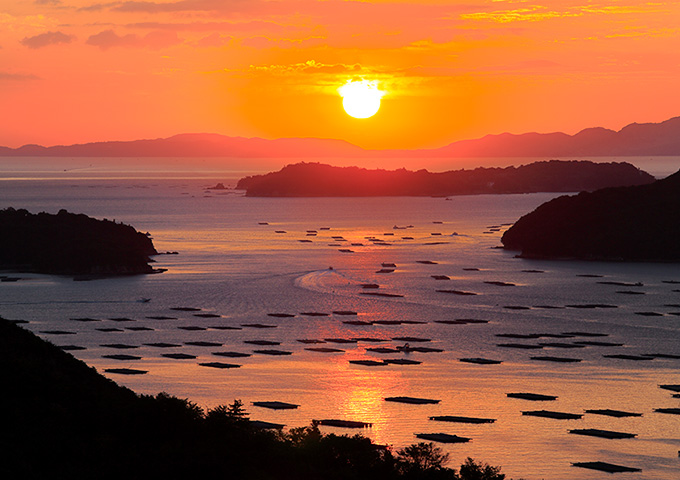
[1,156,679,480]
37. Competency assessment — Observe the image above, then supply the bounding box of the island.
[0,208,158,275]
[235,160,654,197]
[501,169,680,261]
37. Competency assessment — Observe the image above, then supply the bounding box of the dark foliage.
[236,160,653,197]
[502,169,680,261]
[0,208,157,275]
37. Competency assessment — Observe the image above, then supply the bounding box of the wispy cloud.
[86,29,181,49]
[21,30,74,48]
[0,71,40,80]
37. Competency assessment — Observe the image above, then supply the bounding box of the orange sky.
[2,0,679,149]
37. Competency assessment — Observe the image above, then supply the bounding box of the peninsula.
[0,208,158,275]
[501,169,680,261]
[236,160,654,197]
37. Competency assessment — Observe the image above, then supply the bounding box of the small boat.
[137,298,151,303]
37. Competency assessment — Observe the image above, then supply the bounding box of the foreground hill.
[236,160,654,197]
[501,169,680,261]
[0,208,157,275]
[0,318,511,479]
[1,116,679,157]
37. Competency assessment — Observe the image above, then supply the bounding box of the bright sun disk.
[338,80,385,119]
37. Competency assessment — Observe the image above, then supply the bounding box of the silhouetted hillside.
[2,116,680,157]
[501,170,680,261]
[0,208,157,275]
[236,161,654,197]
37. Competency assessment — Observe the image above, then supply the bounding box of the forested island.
[501,169,680,261]
[0,208,158,275]
[236,160,654,197]
[1,318,512,479]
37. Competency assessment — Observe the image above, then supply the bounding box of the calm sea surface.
[1,160,679,480]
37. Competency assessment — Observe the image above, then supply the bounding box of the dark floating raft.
[484,281,516,287]
[252,401,299,410]
[416,260,438,265]
[185,341,223,347]
[460,357,502,365]
[297,339,326,344]
[383,358,422,365]
[267,313,295,318]
[385,396,440,405]
[241,323,277,329]
[497,333,541,339]
[562,331,609,337]
[315,419,372,428]
[585,409,642,418]
[574,341,623,347]
[212,351,251,358]
[497,343,543,350]
[507,393,557,401]
[522,410,582,420]
[194,313,221,318]
[603,354,653,361]
[104,368,147,375]
[171,307,201,312]
[144,342,180,348]
[305,347,345,353]
[415,433,470,444]
[177,326,207,331]
[101,343,139,349]
[349,360,386,366]
[325,338,357,344]
[199,362,240,369]
[430,416,495,424]
[41,330,76,335]
[393,336,431,342]
[654,408,680,415]
[539,342,585,349]
[59,345,86,351]
[244,340,280,346]
[659,384,680,392]
[333,310,358,316]
[572,462,641,473]
[431,275,450,280]
[102,354,141,361]
[162,353,197,359]
[569,428,636,439]
[436,289,478,296]
[643,353,680,359]
[530,356,582,363]
[253,349,293,356]
[367,347,399,354]
[145,316,177,320]
[126,326,154,331]
[404,346,444,353]
[360,292,404,298]
[70,317,100,322]
[343,320,373,325]
[96,328,124,333]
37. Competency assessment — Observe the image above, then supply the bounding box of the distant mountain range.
[2,116,680,158]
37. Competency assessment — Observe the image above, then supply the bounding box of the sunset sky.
[2,0,679,149]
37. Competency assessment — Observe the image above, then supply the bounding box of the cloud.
[86,29,181,50]
[20,31,75,49]
[0,71,40,81]
[247,59,364,75]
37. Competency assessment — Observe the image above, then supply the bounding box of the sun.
[338,80,385,119]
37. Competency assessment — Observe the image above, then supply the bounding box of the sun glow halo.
[338,80,385,119]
